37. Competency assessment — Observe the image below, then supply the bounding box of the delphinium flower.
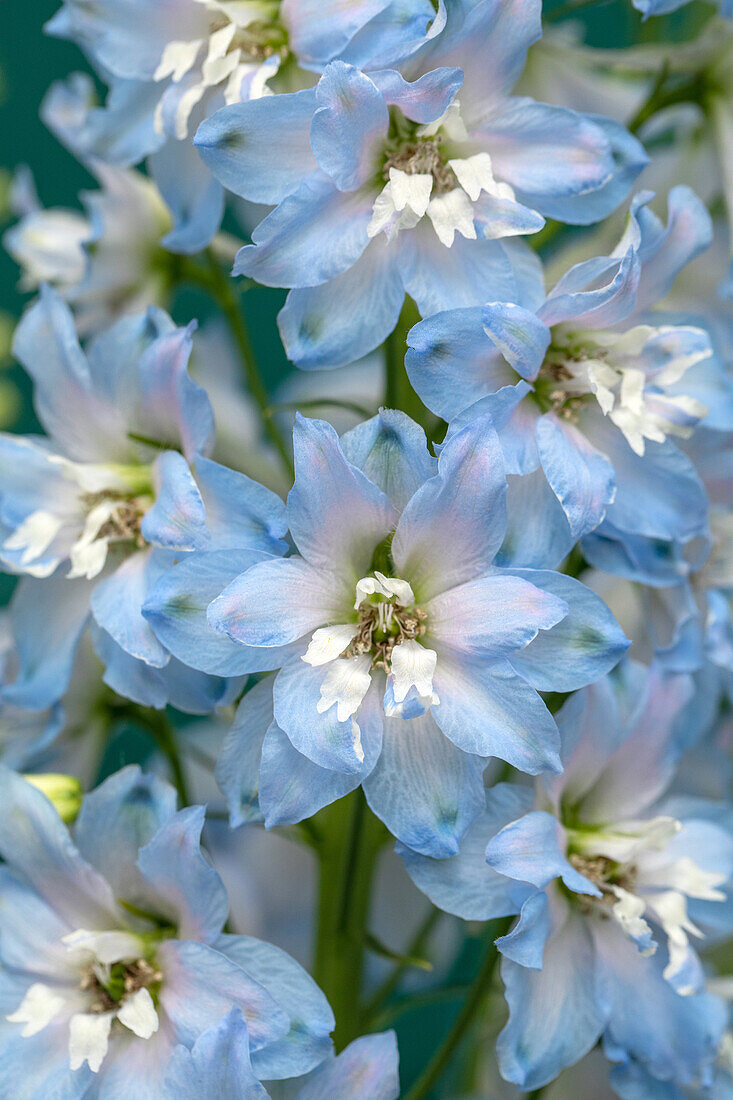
[4,165,176,336]
[0,766,333,1094]
[401,662,733,1092]
[165,1020,400,1098]
[44,0,444,253]
[0,286,287,712]
[144,409,628,857]
[406,187,733,567]
[194,0,646,369]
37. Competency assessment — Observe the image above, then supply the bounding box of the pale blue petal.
[141,450,208,551]
[281,0,391,65]
[150,132,224,255]
[137,806,229,942]
[158,939,288,1052]
[233,175,373,288]
[208,556,349,648]
[363,709,486,857]
[431,654,562,774]
[4,574,91,709]
[193,456,288,554]
[496,469,574,570]
[536,413,616,540]
[405,307,517,421]
[340,408,437,510]
[215,678,272,827]
[540,251,641,330]
[273,658,383,775]
[592,919,726,1084]
[259,721,361,827]
[497,899,604,1090]
[391,415,507,600]
[426,573,567,658]
[91,550,170,667]
[506,568,630,691]
[0,766,119,929]
[311,63,389,191]
[74,765,177,908]
[496,891,550,969]
[481,301,550,381]
[165,1011,268,1100]
[218,934,334,1080]
[399,782,534,919]
[485,811,600,895]
[287,414,397,574]
[145,550,293,676]
[295,1031,399,1100]
[194,91,318,205]
[279,237,405,370]
[630,186,713,312]
[370,66,463,124]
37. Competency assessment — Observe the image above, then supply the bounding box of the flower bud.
[24,774,83,823]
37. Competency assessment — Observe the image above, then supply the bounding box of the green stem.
[362,907,442,1024]
[403,917,513,1100]
[384,298,429,426]
[313,791,386,1050]
[183,253,294,481]
[117,705,191,806]
[527,1089,547,1100]
[627,66,706,135]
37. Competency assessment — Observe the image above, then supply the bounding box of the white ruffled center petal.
[7,983,66,1038]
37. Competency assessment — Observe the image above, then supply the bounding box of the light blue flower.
[165,1021,399,1099]
[0,765,333,1094]
[45,0,443,254]
[407,188,730,569]
[145,409,628,856]
[401,662,733,1091]
[0,286,287,712]
[194,0,646,368]
[633,0,732,18]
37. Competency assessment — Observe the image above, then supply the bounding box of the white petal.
[7,983,66,1038]
[68,1011,113,1073]
[388,639,438,705]
[302,624,359,667]
[640,856,727,901]
[373,572,415,607]
[427,188,477,248]
[354,574,415,609]
[117,988,159,1040]
[389,168,433,217]
[448,152,514,203]
[317,655,372,725]
[4,510,65,566]
[67,500,117,581]
[609,886,656,956]
[154,38,205,82]
[62,929,144,966]
[571,816,681,862]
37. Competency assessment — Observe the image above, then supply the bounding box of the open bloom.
[0,766,333,1094]
[0,287,287,713]
[46,0,441,252]
[407,187,733,569]
[194,0,645,368]
[401,662,733,1092]
[144,410,627,856]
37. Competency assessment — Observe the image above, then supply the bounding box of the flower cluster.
[1,0,733,1096]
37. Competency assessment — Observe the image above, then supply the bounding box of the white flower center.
[368,103,516,248]
[6,928,160,1074]
[302,570,439,728]
[153,0,286,138]
[538,324,708,455]
[2,460,153,581]
[568,815,726,993]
